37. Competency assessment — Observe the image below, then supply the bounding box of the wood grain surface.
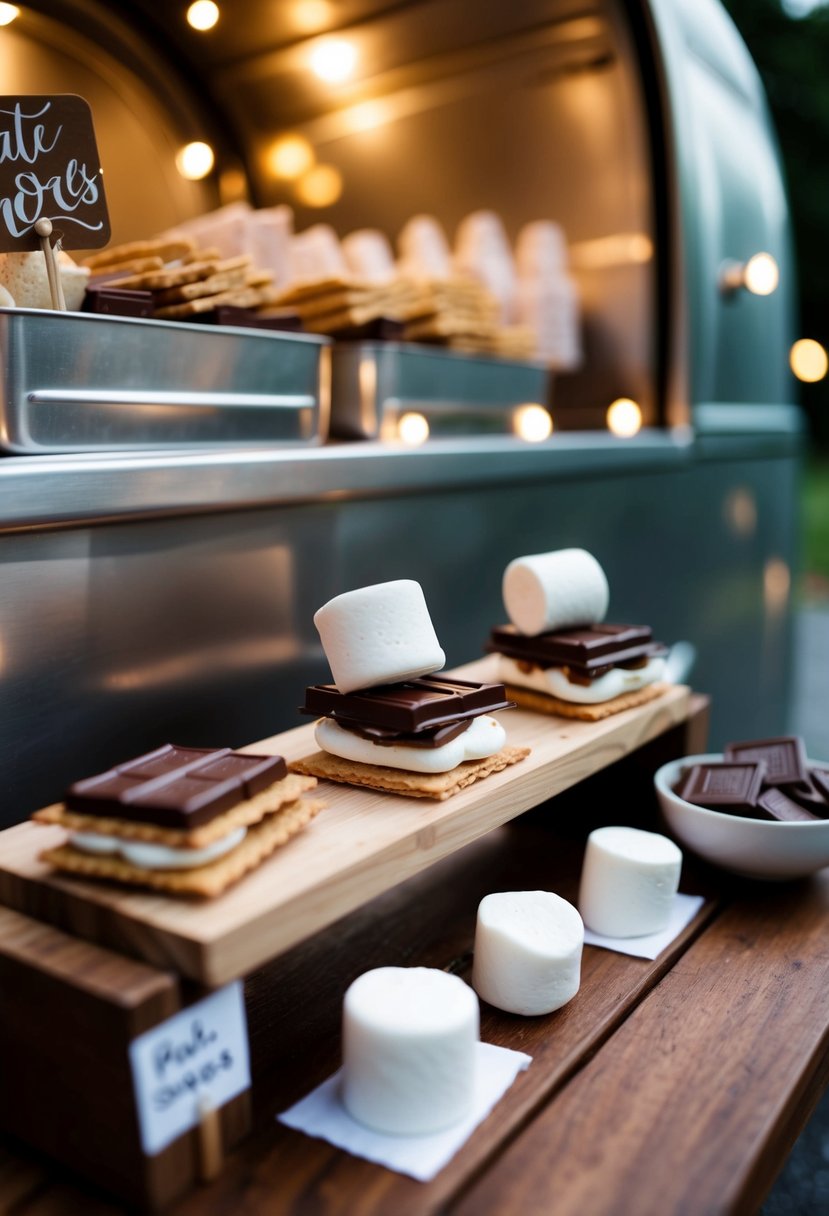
[0,663,691,985]
[453,870,829,1216]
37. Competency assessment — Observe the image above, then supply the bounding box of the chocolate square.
[724,736,808,787]
[677,761,766,813]
[757,788,819,823]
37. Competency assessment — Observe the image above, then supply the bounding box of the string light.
[295,163,342,207]
[606,398,642,437]
[186,2,220,32]
[790,338,828,383]
[175,141,215,180]
[309,38,357,84]
[397,413,430,446]
[743,252,779,296]
[265,135,315,181]
[513,404,553,442]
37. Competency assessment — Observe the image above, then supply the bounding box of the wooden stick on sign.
[34,218,67,311]
[197,1093,223,1183]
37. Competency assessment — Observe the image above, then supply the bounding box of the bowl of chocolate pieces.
[654,737,829,880]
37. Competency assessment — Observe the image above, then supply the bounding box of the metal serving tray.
[330,341,550,440]
[0,308,331,454]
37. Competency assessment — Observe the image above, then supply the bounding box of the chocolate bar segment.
[724,736,808,787]
[487,624,666,677]
[757,788,819,823]
[335,717,473,749]
[66,746,287,829]
[301,676,513,733]
[677,761,766,814]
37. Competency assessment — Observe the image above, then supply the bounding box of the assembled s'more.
[487,548,670,720]
[291,579,529,798]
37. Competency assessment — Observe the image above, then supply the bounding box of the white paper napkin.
[583,892,705,960]
[277,1040,532,1181]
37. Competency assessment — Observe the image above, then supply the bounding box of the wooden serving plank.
[0,661,691,986]
[453,870,829,1216]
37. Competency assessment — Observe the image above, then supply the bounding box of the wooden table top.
[3,758,828,1216]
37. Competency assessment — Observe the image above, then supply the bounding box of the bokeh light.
[266,134,315,181]
[790,338,828,383]
[397,413,430,446]
[186,1,220,31]
[743,252,779,296]
[175,141,215,180]
[295,163,343,207]
[513,404,553,442]
[309,38,357,83]
[606,398,642,437]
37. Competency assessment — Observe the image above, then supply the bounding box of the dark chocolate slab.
[83,285,154,318]
[724,736,808,787]
[66,745,287,830]
[335,717,473,749]
[301,676,513,733]
[677,761,766,813]
[487,623,666,676]
[758,788,819,823]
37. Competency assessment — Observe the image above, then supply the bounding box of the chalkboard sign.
[0,94,110,253]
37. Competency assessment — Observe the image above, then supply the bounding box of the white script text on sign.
[0,95,110,252]
[128,981,251,1156]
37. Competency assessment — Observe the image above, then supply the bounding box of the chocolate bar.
[211,306,303,332]
[66,745,287,829]
[301,676,513,734]
[757,788,819,823]
[487,624,666,677]
[677,761,766,814]
[83,285,154,318]
[724,736,808,787]
[336,717,473,749]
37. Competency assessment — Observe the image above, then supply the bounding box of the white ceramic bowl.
[654,753,829,881]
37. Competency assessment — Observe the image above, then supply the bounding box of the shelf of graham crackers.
[0,658,691,987]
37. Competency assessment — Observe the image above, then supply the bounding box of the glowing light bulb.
[295,163,343,207]
[606,398,642,437]
[743,252,779,296]
[309,37,357,84]
[186,1,219,31]
[790,338,828,383]
[175,141,215,180]
[513,404,553,442]
[266,134,315,181]
[397,412,430,446]
[0,4,20,25]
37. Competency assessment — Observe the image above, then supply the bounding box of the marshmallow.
[503,549,609,636]
[313,580,445,694]
[496,655,666,704]
[342,967,479,1135]
[70,827,247,870]
[454,210,517,324]
[316,714,505,773]
[578,826,682,938]
[472,891,583,1016]
[0,250,89,311]
[342,229,397,284]
[397,215,452,280]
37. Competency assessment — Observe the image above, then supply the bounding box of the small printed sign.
[128,981,251,1157]
[0,94,110,252]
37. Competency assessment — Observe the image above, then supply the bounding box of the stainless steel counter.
[0,405,803,532]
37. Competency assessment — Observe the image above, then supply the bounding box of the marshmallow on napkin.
[579,826,682,938]
[313,580,445,693]
[503,548,609,636]
[472,891,583,1016]
[342,967,479,1136]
